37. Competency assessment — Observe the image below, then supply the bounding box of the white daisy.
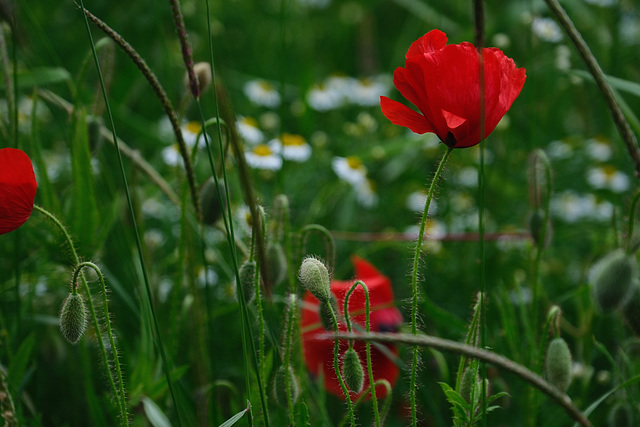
[585,137,612,161]
[162,144,183,166]
[546,140,573,159]
[269,133,312,162]
[587,166,630,193]
[244,79,281,108]
[245,144,283,170]
[307,82,344,111]
[332,156,367,185]
[456,166,479,188]
[347,76,390,107]
[237,116,264,145]
[555,45,571,71]
[532,17,563,43]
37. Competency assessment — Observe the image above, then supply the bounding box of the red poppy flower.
[301,255,403,399]
[380,29,526,148]
[0,148,37,235]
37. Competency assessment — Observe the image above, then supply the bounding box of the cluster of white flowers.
[161,121,210,166]
[532,17,563,43]
[307,74,390,111]
[551,191,615,222]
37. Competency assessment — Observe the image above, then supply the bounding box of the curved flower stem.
[344,280,380,427]
[81,7,201,220]
[334,331,592,427]
[543,0,640,179]
[327,302,356,426]
[72,261,128,423]
[409,146,453,426]
[300,224,336,272]
[33,205,129,425]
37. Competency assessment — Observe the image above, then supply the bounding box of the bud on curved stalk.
[529,209,553,248]
[298,256,331,302]
[60,292,87,344]
[342,347,364,393]
[545,337,572,392]
[590,249,638,312]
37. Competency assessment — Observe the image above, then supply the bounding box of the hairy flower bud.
[266,242,287,287]
[238,260,257,303]
[298,257,331,302]
[590,249,638,312]
[60,293,87,344]
[545,337,572,392]
[199,177,226,226]
[273,365,299,407]
[342,347,364,393]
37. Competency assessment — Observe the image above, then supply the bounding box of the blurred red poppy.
[380,29,526,148]
[0,148,37,235]
[301,255,403,399]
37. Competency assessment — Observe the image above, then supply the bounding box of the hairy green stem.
[34,205,128,425]
[334,331,591,427]
[409,146,453,425]
[543,0,640,179]
[72,261,128,423]
[344,281,380,427]
[328,302,356,426]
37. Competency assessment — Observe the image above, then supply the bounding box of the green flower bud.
[238,260,257,303]
[545,337,572,392]
[199,177,226,226]
[460,366,479,404]
[342,347,364,393]
[273,365,299,407]
[590,249,638,312]
[266,241,287,287]
[60,293,87,344]
[298,256,331,302]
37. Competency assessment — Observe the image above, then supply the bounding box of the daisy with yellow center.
[269,133,312,162]
[245,144,283,171]
[182,121,209,148]
[332,156,367,185]
[587,165,630,193]
[244,79,281,108]
[237,116,264,145]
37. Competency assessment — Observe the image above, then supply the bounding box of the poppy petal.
[0,148,37,235]
[380,96,433,134]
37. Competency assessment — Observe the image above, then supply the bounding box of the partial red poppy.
[301,255,403,399]
[381,29,526,148]
[0,148,37,235]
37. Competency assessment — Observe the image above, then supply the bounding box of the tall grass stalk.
[77,2,183,423]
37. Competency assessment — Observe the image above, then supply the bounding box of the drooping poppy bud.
[199,177,226,226]
[298,256,331,303]
[272,365,300,407]
[0,148,37,235]
[238,259,257,304]
[60,293,87,344]
[380,29,526,148]
[301,255,403,400]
